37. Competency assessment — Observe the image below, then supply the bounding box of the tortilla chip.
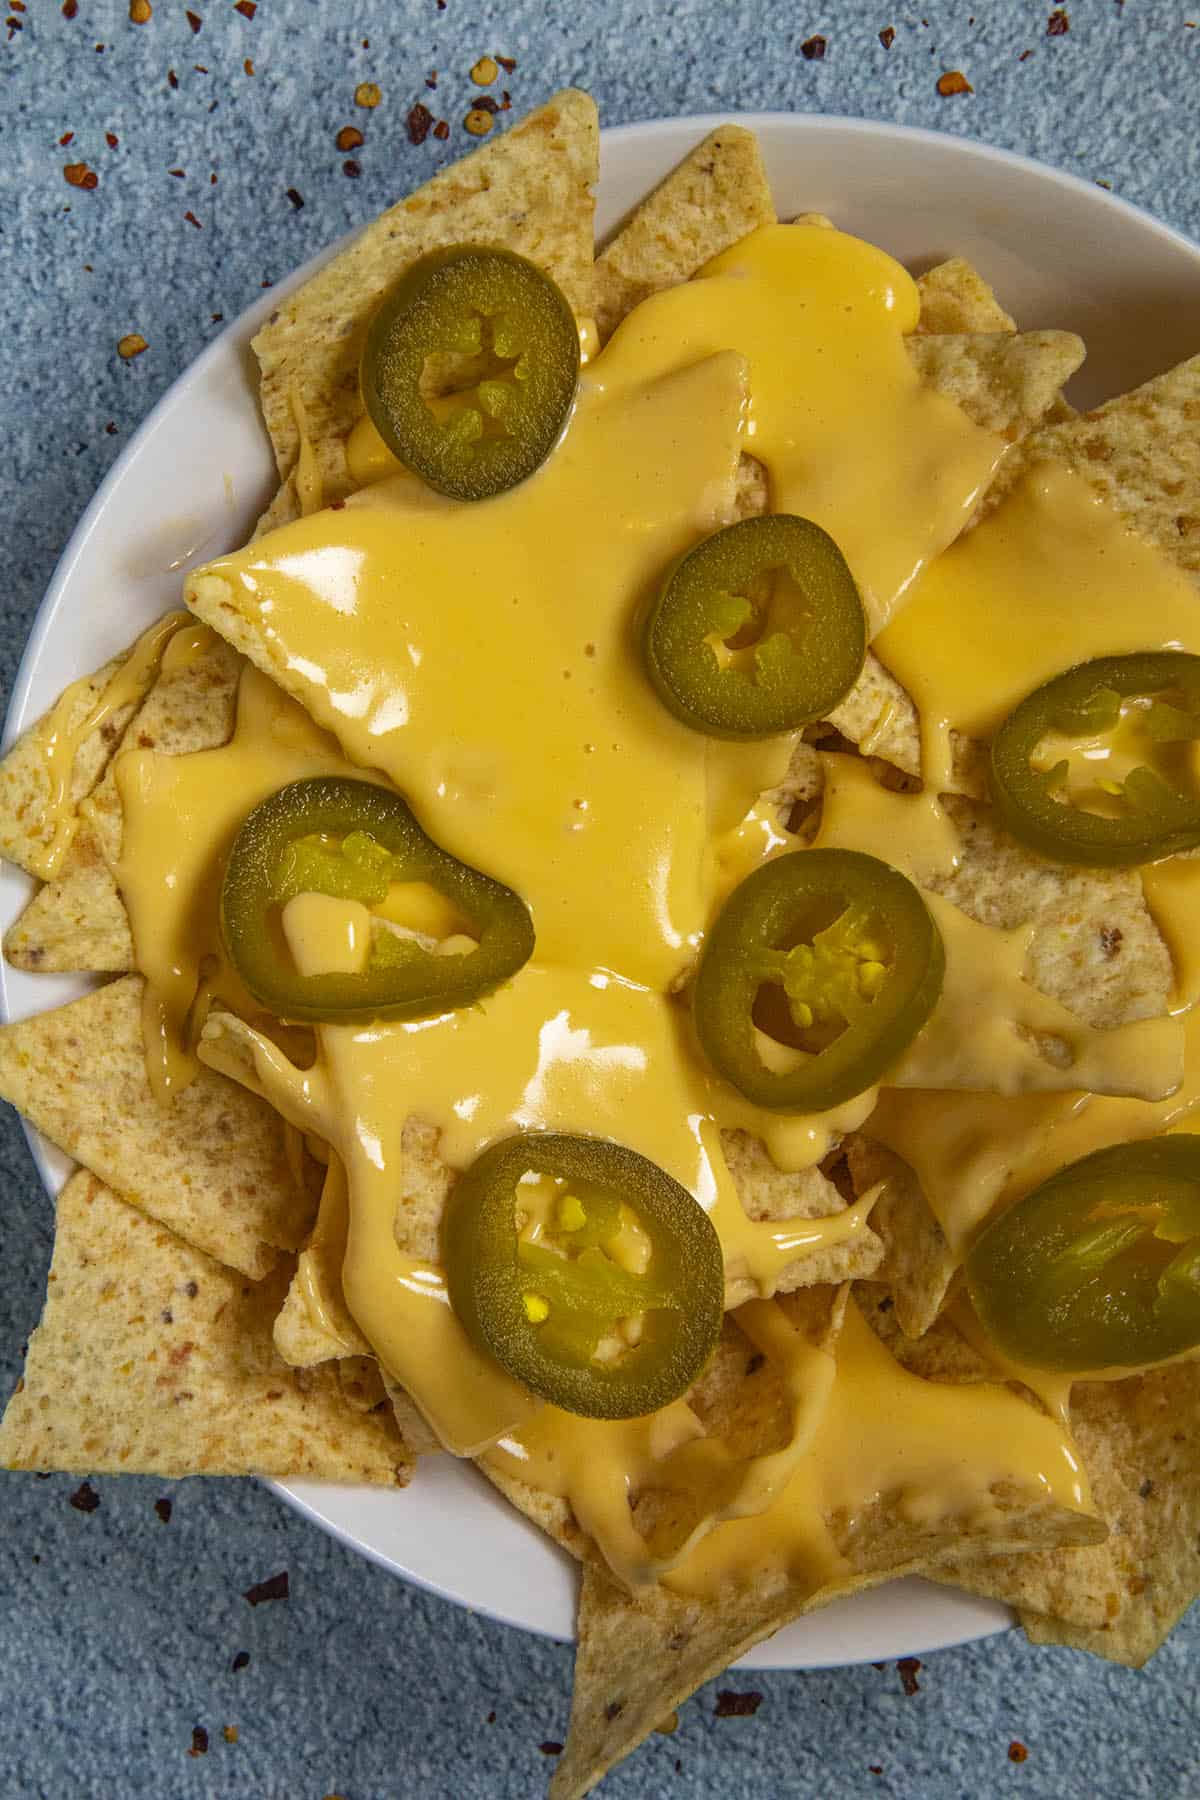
[0,1171,411,1483]
[252,90,598,508]
[0,651,130,879]
[274,1156,372,1366]
[1016,1366,1200,1662]
[4,632,242,975]
[0,976,312,1279]
[916,257,1017,336]
[845,1138,959,1336]
[906,330,1085,440]
[720,1130,883,1289]
[995,352,1200,581]
[824,652,922,780]
[593,127,774,343]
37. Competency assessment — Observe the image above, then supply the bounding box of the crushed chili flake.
[425,71,438,88]
[62,0,78,15]
[7,17,24,35]
[433,119,449,140]
[355,80,382,108]
[286,186,304,208]
[407,102,433,145]
[105,420,118,435]
[167,67,179,87]
[342,158,361,178]
[169,167,185,176]
[879,25,896,47]
[69,1481,100,1513]
[714,1690,763,1717]
[801,34,827,59]
[496,53,516,71]
[499,90,511,110]
[231,1651,251,1671]
[211,312,223,323]
[243,57,253,74]
[59,130,74,145]
[195,62,208,71]
[1139,1478,1155,1498]
[184,209,202,228]
[539,1742,564,1756]
[223,1726,238,1745]
[936,69,973,95]
[486,1710,497,1724]
[189,1727,208,1758]
[234,0,256,15]
[336,124,364,151]
[436,0,445,10]
[472,94,500,113]
[897,1657,922,1695]
[464,107,493,136]
[1047,8,1069,33]
[1018,47,1034,59]
[105,131,119,147]
[244,1570,289,1605]
[1008,1741,1029,1763]
[470,54,499,85]
[187,8,201,29]
[154,1496,173,1523]
[870,1768,884,1777]
[64,161,99,189]
[129,0,152,21]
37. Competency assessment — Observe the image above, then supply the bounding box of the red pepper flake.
[329,498,347,510]
[187,8,202,29]
[436,0,446,10]
[1018,47,1034,60]
[897,1657,922,1695]
[211,311,224,322]
[62,0,78,15]
[425,71,438,88]
[169,166,185,176]
[244,1570,289,1605]
[800,34,827,59]
[936,69,973,95]
[261,278,273,288]
[879,26,895,48]
[105,131,119,147]
[1047,8,1069,34]
[496,53,516,71]
[286,187,304,208]
[1009,1741,1030,1764]
[104,420,118,435]
[59,130,74,145]
[234,0,256,15]
[12,2,28,11]
[486,1711,496,1724]
[194,63,208,72]
[406,102,433,145]
[433,119,449,140]
[7,17,24,36]
[499,90,511,111]
[870,1769,884,1778]
[63,161,99,189]
[336,124,364,151]
[231,1651,250,1671]
[154,1497,173,1523]
[184,209,202,228]
[242,56,254,74]
[188,1727,208,1758]
[342,158,362,177]
[714,1690,763,1717]
[68,1481,100,1513]
[167,67,179,88]
[539,1742,563,1757]
[472,94,500,114]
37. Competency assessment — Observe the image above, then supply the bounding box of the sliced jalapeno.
[443,1133,724,1419]
[693,849,944,1111]
[966,1135,1200,1372]
[221,776,533,1022]
[643,515,867,739]
[990,652,1200,866]
[361,245,580,501]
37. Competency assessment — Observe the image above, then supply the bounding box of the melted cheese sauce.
[43,219,1197,1594]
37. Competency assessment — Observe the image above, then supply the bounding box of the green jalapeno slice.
[990,652,1200,866]
[965,1135,1200,1372]
[642,514,867,739]
[443,1133,725,1419]
[693,849,944,1111]
[361,244,580,501]
[221,776,533,1023]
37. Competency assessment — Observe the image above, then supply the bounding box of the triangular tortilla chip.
[0,976,312,1279]
[915,257,1017,336]
[0,1171,412,1482]
[906,330,1085,440]
[593,126,775,341]
[845,1137,959,1337]
[0,649,130,879]
[4,631,242,974]
[252,90,598,510]
[274,1155,372,1366]
[990,352,1200,580]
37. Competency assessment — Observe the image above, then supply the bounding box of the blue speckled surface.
[3,3,1200,1795]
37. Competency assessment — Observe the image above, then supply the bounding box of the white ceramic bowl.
[5,112,1200,1667]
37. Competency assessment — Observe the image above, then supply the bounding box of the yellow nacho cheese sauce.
[45,218,1200,1596]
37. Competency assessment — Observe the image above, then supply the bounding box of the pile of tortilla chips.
[0,91,1197,1799]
